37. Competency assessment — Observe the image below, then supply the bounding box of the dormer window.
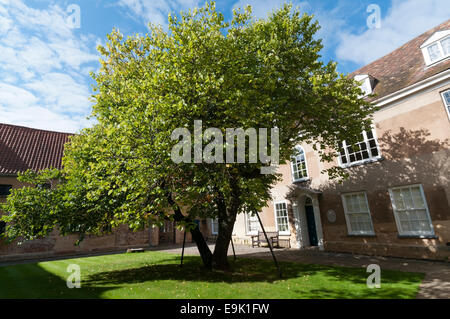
[354,74,375,97]
[427,43,441,62]
[421,30,450,66]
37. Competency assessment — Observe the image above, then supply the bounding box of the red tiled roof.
[350,19,450,101]
[0,123,72,176]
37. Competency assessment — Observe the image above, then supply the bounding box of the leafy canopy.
[1,2,374,242]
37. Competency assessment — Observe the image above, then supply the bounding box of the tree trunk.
[212,220,235,270]
[168,195,213,270]
[190,223,213,270]
[212,186,240,270]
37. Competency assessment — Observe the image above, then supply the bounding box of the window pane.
[441,37,450,55]
[392,189,404,210]
[212,219,219,234]
[427,43,442,62]
[358,195,369,212]
[402,188,414,209]
[246,213,259,233]
[443,90,450,113]
[370,147,379,157]
[411,187,425,209]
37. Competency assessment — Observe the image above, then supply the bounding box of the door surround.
[287,187,324,250]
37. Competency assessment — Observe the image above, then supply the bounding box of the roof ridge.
[0,123,72,175]
[0,122,75,135]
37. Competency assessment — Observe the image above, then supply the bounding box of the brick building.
[232,20,450,261]
[0,123,214,262]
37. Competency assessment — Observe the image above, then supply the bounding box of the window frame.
[274,201,290,236]
[388,184,435,237]
[341,191,375,236]
[338,129,382,168]
[210,218,219,235]
[290,145,309,183]
[245,212,260,236]
[441,89,450,121]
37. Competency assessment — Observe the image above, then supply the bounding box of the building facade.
[232,20,450,261]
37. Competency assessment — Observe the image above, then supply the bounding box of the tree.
[1,2,374,270]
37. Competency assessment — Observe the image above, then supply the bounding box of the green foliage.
[1,2,375,244]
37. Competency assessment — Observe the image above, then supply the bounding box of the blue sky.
[0,0,449,133]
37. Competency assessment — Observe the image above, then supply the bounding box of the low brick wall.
[324,240,450,261]
[0,226,152,263]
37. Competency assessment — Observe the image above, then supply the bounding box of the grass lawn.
[0,251,424,299]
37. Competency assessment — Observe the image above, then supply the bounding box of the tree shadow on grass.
[0,262,110,299]
[83,256,282,286]
[81,255,423,299]
[0,254,423,298]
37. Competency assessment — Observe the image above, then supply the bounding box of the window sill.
[347,233,376,237]
[424,56,450,69]
[340,156,384,169]
[292,177,310,184]
[398,234,437,239]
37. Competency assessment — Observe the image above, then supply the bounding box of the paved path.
[150,243,450,299]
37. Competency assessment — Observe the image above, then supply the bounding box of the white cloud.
[117,0,200,28]
[25,73,91,114]
[0,0,99,133]
[0,82,91,133]
[336,0,450,65]
[0,83,38,108]
[0,105,92,133]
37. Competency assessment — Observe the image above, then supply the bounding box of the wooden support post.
[255,210,282,278]
[230,237,236,261]
[180,229,187,267]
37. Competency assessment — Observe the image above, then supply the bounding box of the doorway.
[159,220,176,244]
[305,202,318,247]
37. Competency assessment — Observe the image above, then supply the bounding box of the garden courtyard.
[1,244,448,299]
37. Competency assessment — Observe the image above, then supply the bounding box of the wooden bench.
[251,231,279,248]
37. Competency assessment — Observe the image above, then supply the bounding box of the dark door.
[305,205,318,246]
